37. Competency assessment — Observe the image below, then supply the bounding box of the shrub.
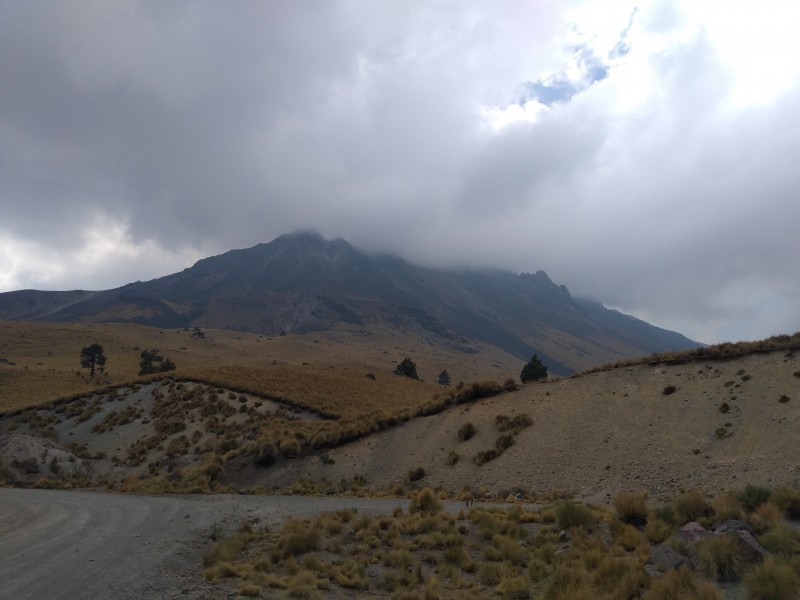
[663,385,677,395]
[495,434,515,453]
[694,533,749,581]
[473,449,499,466]
[739,484,772,512]
[646,519,673,544]
[457,422,477,441]
[279,525,320,557]
[409,488,442,515]
[719,402,730,413]
[759,527,800,557]
[503,378,518,392]
[495,575,531,599]
[393,358,419,380]
[778,395,790,404]
[715,427,729,439]
[674,490,713,524]
[446,451,460,466]
[556,501,595,530]
[614,492,649,526]
[642,567,723,600]
[407,467,426,483]
[744,556,800,600]
[771,486,800,519]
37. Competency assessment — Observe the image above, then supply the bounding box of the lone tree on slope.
[80,343,107,378]
[394,357,419,380]
[438,369,451,387]
[520,354,548,383]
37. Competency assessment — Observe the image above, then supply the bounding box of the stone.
[735,530,767,564]
[650,544,693,572]
[677,521,709,545]
[714,519,755,536]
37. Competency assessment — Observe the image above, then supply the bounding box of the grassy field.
[0,320,518,413]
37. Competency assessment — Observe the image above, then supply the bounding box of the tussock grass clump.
[759,527,800,557]
[457,422,477,441]
[642,567,724,600]
[739,484,772,512]
[409,488,443,515]
[693,533,750,581]
[674,490,714,524]
[744,556,800,600]
[771,485,800,519]
[614,492,649,526]
[473,449,499,466]
[556,501,596,530]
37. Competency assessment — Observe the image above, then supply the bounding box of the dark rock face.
[0,232,700,373]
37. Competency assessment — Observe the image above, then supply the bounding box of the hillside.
[0,232,699,374]
[2,340,797,501]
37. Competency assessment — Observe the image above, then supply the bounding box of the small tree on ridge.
[80,343,107,378]
[520,354,548,383]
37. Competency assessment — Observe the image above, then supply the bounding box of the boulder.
[678,521,709,545]
[650,544,693,572]
[735,530,767,564]
[714,519,755,536]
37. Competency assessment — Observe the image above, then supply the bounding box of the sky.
[1,1,799,345]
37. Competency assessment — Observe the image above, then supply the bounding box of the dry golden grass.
[0,320,516,413]
[180,365,438,420]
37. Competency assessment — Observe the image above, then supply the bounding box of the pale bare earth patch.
[261,350,800,502]
[0,488,430,600]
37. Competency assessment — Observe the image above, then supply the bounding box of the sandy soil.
[247,350,800,502]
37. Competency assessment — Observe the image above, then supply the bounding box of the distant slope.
[0,232,699,373]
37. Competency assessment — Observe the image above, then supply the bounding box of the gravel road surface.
[0,488,433,600]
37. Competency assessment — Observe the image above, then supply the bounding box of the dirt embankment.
[244,350,800,501]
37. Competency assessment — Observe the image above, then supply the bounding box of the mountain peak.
[0,233,699,373]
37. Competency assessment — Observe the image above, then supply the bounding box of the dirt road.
[0,488,432,600]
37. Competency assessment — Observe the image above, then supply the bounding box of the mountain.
[0,232,699,374]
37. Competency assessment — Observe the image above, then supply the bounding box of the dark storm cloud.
[1,1,799,344]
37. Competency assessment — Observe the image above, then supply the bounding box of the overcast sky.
[1,1,799,344]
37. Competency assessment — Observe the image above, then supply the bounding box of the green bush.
[520,355,548,383]
[394,358,419,380]
[739,484,772,512]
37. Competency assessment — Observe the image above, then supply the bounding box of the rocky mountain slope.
[0,232,698,373]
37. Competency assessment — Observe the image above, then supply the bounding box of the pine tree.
[520,354,548,383]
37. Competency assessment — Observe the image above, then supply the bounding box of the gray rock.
[678,521,709,545]
[714,519,755,536]
[735,530,766,564]
[650,544,693,572]
[644,564,664,578]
